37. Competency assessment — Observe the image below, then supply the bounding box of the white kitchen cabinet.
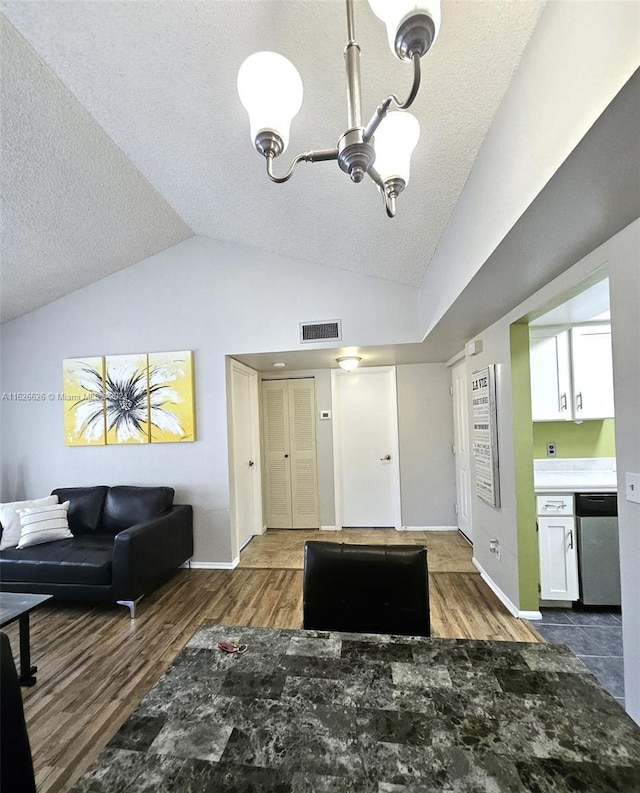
[571,326,615,420]
[529,324,614,421]
[537,493,579,601]
[530,330,572,421]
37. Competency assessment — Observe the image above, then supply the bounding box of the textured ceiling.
[0,15,193,323]
[235,67,640,368]
[0,0,544,323]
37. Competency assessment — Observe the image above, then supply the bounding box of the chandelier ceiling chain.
[238,0,441,218]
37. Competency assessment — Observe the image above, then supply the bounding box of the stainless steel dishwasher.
[575,493,620,606]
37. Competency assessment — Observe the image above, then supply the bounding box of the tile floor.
[535,608,625,708]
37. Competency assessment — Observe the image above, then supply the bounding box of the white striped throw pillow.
[16,500,73,549]
[0,495,59,550]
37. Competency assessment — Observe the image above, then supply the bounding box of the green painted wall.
[532,419,616,458]
[510,323,539,613]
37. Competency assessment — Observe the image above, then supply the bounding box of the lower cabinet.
[537,494,579,601]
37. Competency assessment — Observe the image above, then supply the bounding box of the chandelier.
[237,0,441,218]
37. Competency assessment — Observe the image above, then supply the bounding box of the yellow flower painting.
[105,354,151,444]
[62,351,195,446]
[148,351,195,443]
[63,357,106,446]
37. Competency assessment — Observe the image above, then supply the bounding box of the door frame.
[331,365,402,530]
[227,358,263,557]
[448,351,473,543]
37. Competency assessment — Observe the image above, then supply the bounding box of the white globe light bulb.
[237,52,303,153]
[368,0,441,59]
[374,112,420,185]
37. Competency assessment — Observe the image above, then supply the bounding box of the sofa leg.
[116,597,143,619]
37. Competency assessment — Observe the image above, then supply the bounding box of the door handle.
[560,392,567,412]
[380,454,391,461]
[576,392,583,410]
[248,460,254,467]
[567,529,574,550]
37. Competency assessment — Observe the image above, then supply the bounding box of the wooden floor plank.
[2,531,539,792]
[238,528,476,572]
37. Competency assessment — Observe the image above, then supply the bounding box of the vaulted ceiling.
[0,0,637,343]
[1,0,544,323]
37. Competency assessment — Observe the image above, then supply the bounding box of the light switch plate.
[625,472,640,504]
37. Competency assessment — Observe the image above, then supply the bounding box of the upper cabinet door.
[571,325,615,420]
[530,324,614,422]
[530,329,572,421]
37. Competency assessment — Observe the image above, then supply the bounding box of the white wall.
[608,224,640,725]
[396,363,456,528]
[418,0,639,338]
[0,235,420,564]
[460,328,521,605]
[463,219,640,723]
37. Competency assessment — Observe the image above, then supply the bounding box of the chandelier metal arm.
[367,165,397,218]
[240,0,437,217]
[265,148,339,184]
[362,54,422,143]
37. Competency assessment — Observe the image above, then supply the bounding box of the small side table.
[0,593,52,686]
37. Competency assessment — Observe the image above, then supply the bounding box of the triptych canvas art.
[63,351,195,446]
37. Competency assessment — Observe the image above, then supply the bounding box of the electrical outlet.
[625,472,640,505]
[489,538,501,560]
[546,442,557,458]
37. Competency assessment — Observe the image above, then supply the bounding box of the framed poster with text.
[471,365,501,508]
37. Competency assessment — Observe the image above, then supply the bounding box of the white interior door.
[332,366,401,529]
[228,359,262,551]
[262,379,319,529]
[451,358,472,543]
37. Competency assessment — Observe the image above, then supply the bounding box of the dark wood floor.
[3,538,540,792]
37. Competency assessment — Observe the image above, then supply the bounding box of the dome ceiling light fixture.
[237,0,441,218]
[336,356,363,372]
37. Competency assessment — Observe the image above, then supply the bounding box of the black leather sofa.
[0,486,193,618]
[303,541,431,637]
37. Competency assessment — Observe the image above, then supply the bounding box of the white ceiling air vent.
[299,319,342,344]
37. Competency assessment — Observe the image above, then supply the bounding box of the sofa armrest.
[112,505,193,602]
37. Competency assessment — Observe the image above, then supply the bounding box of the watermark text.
[1,392,88,402]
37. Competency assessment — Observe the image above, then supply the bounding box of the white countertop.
[533,458,617,493]
[534,471,617,493]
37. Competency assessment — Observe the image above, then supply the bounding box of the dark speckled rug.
[72,623,640,792]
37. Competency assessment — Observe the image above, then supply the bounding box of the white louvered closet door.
[288,379,319,527]
[262,379,319,529]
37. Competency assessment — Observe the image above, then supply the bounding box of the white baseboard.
[318,526,458,532]
[400,526,458,532]
[189,558,240,570]
[472,557,542,621]
[519,610,543,621]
